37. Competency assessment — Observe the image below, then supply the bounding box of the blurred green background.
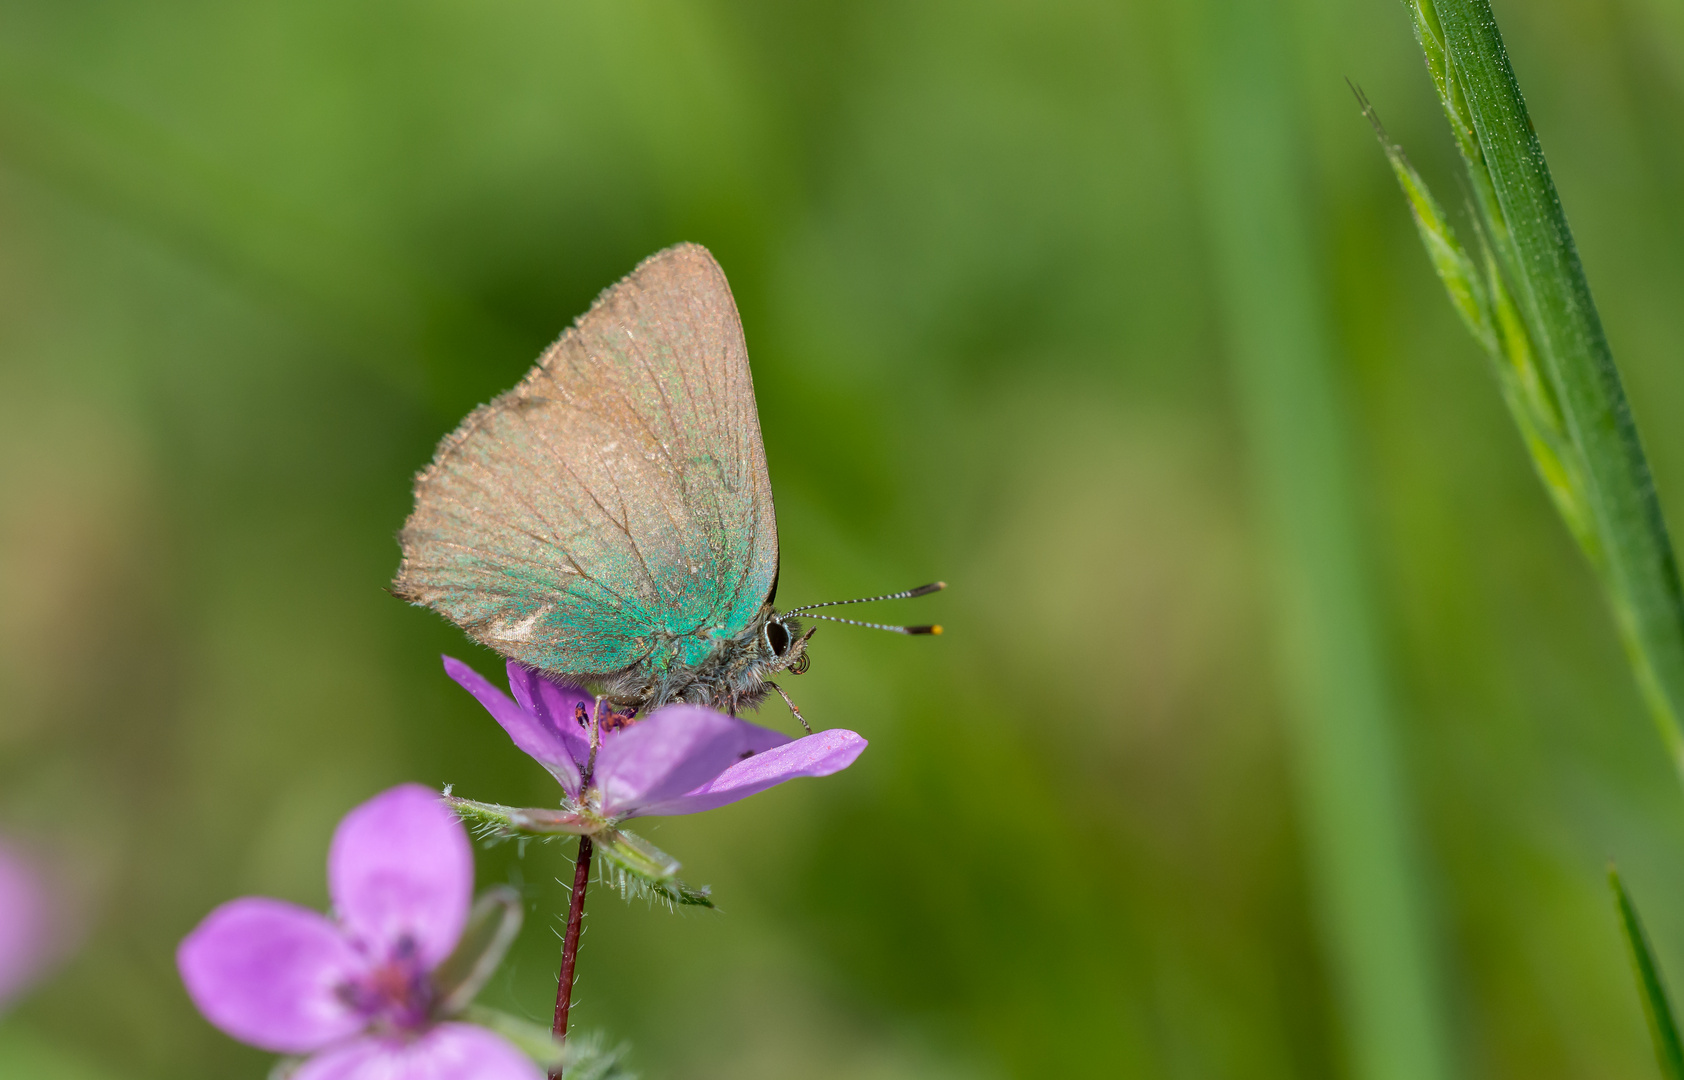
[4,0,1684,1077]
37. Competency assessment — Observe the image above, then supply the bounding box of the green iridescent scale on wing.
[394,244,778,685]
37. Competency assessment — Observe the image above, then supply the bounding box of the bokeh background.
[5,0,1684,1077]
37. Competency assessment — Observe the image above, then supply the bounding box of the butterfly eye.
[764,619,791,657]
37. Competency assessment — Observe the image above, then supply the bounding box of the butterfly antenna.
[798,613,943,635]
[786,581,946,614]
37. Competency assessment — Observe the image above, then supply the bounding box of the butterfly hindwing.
[394,244,779,682]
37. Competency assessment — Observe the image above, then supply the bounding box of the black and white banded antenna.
[784,581,946,635]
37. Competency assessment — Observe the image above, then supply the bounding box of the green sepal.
[553,1030,639,1080]
[446,796,599,839]
[1610,866,1684,1080]
[445,796,712,906]
[464,1005,566,1069]
[593,827,677,880]
[594,828,713,908]
[552,1024,636,1078]
[462,1009,638,1078]
[431,885,524,1016]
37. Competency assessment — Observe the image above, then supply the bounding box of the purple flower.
[178,784,541,1080]
[0,838,57,1012]
[444,658,866,823]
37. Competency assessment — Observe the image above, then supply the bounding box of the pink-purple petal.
[503,662,592,773]
[177,897,367,1054]
[292,1024,544,1080]
[634,728,868,817]
[444,657,581,793]
[0,840,53,1009]
[328,784,472,969]
[593,706,791,818]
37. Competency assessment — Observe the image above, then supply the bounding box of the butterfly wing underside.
[394,243,779,682]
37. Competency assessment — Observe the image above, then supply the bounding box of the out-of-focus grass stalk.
[1610,867,1684,1079]
[1179,3,1454,1079]
[1380,0,1684,781]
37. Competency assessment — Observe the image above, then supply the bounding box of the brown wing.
[394,243,779,679]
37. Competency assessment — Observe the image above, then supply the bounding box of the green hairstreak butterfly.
[394,243,941,726]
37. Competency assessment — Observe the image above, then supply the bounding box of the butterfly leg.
[765,681,811,734]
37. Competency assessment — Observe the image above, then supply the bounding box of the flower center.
[337,934,434,1034]
[573,701,637,733]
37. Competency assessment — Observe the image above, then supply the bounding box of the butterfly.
[393,243,940,727]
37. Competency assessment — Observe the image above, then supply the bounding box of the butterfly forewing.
[395,244,779,683]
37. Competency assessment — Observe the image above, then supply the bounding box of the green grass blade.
[1360,90,1595,558]
[1178,3,1454,1078]
[1610,867,1684,1080]
[1353,88,1493,353]
[1398,0,1684,780]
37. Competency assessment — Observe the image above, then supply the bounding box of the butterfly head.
[762,615,815,677]
[753,580,946,688]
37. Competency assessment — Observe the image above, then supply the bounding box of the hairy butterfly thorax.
[583,582,945,731]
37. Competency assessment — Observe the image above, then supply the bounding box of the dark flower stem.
[550,834,593,1079]
[552,700,602,1079]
